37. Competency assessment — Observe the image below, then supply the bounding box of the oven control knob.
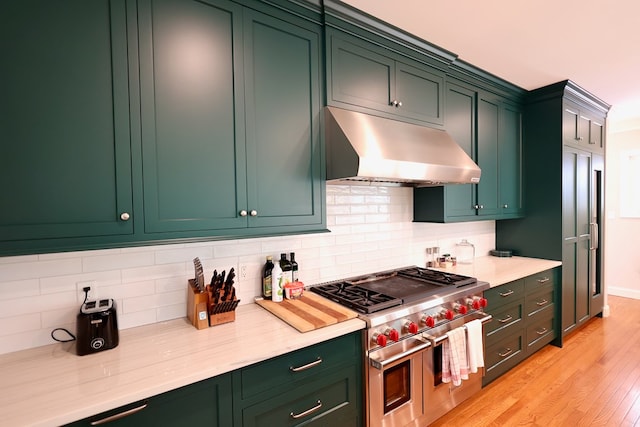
[480,297,488,308]
[373,332,387,347]
[454,303,468,315]
[385,328,400,342]
[471,296,488,310]
[472,298,481,310]
[444,309,455,321]
[422,315,436,328]
[405,321,419,334]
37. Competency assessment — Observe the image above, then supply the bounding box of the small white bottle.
[271,258,284,302]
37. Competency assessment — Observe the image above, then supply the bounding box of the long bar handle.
[290,357,322,372]
[369,339,431,370]
[590,222,599,250]
[425,312,493,346]
[499,290,514,297]
[90,403,148,425]
[290,400,322,419]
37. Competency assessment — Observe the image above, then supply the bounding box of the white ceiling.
[341,0,640,122]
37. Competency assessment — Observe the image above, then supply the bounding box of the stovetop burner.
[310,266,479,314]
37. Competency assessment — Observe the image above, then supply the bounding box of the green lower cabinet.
[482,268,559,386]
[239,369,358,426]
[65,374,233,427]
[233,332,362,427]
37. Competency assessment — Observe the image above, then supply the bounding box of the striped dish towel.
[441,327,469,386]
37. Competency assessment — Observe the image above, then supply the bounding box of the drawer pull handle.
[537,277,550,284]
[536,327,548,336]
[290,357,322,372]
[536,299,549,306]
[498,315,513,324]
[290,400,322,419]
[499,290,514,297]
[498,348,513,358]
[90,402,148,425]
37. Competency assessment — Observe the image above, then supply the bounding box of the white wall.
[605,116,640,300]
[0,185,495,355]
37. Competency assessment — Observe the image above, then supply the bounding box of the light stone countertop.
[434,255,562,287]
[0,303,365,427]
[0,255,560,427]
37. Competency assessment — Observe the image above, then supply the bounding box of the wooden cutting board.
[255,292,358,332]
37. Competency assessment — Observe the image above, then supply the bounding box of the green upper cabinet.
[242,9,324,229]
[138,0,247,233]
[1,0,324,256]
[499,103,524,218]
[139,0,324,235]
[138,0,324,235]
[562,99,605,153]
[414,83,523,222]
[0,0,134,251]
[476,94,501,218]
[327,29,444,126]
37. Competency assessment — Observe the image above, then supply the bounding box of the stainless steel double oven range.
[311,266,491,427]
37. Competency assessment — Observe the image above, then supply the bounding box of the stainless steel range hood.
[325,106,481,186]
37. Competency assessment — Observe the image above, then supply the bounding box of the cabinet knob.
[503,204,509,209]
[474,204,484,210]
[239,210,248,217]
[250,210,258,217]
[390,100,403,107]
[120,212,130,221]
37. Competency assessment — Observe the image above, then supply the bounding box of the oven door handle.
[369,338,431,370]
[423,312,493,346]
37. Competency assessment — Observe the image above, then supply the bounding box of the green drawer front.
[484,280,525,309]
[485,301,523,345]
[240,367,359,427]
[525,286,555,318]
[526,314,555,350]
[524,269,557,296]
[239,333,359,400]
[485,330,524,376]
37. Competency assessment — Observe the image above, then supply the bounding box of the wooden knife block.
[187,279,238,329]
[187,279,210,330]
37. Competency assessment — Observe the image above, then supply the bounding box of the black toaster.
[76,299,119,356]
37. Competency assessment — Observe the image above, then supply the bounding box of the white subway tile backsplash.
[120,262,186,283]
[0,258,82,282]
[0,185,497,355]
[0,279,39,300]
[83,252,155,273]
[0,313,41,336]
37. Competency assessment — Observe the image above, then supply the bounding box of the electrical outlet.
[239,264,248,281]
[76,281,97,303]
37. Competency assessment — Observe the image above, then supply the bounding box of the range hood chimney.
[325,106,481,186]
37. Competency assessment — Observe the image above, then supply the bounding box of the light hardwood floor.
[430,295,640,427]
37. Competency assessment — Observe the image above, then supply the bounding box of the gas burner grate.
[309,283,401,314]
[398,267,477,287]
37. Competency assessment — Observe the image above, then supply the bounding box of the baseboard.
[607,287,640,300]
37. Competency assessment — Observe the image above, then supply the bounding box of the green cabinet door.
[561,148,591,334]
[329,35,395,115]
[138,0,247,233]
[66,374,233,427]
[440,83,477,220]
[499,103,523,217]
[394,62,444,125]
[327,30,444,126]
[476,94,500,217]
[0,0,133,249]
[243,9,324,229]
